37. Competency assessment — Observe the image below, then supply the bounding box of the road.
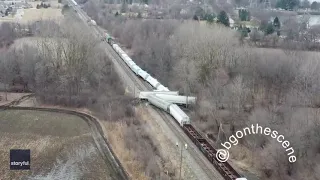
[69,3,224,180]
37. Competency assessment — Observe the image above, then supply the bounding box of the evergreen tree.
[205,13,215,23]
[217,11,230,27]
[273,17,281,36]
[273,16,280,29]
[239,9,250,21]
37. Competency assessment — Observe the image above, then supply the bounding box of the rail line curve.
[0,96,129,180]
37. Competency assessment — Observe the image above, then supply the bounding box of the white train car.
[147,95,172,112]
[112,44,121,53]
[122,55,132,64]
[90,20,97,26]
[146,76,160,88]
[131,64,142,74]
[156,84,170,91]
[155,94,196,104]
[127,60,136,69]
[138,70,150,80]
[169,104,190,126]
[139,91,179,99]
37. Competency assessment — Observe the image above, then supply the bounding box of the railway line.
[0,94,129,180]
[68,2,245,180]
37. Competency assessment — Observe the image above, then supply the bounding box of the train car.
[105,33,113,44]
[88,19,96,26]
[146,76,160,89]
[169,104,190,126]
[121,54,130,61]
[155,94,196,105]
[103,28,247,180]
[139,91,179,99]
[126,59,136,68]
[147,95,172,112]
[137,70,150,80]
[131,64,142,74]
[156,84,170,91]
[112,44,121,53]
[118,48,126,55]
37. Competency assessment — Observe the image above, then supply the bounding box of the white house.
[229,18,235,27]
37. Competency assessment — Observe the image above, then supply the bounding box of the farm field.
[0,110,110,179]
[0,0,63,24]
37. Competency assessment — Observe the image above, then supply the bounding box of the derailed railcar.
[146,76,161,89]
[169,104,190,126]
[155,94,196,105]
[104,30,246,180]
[156,84,170,91]
[147,95,172,112]
[103,26,247,180]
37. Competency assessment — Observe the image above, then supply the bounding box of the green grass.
[0,110,90,137]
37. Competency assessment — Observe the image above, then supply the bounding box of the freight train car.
[101,31,247,180]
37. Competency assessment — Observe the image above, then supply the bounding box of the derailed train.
[104,34,191,126]
[70,1,247,178]
[104,33,247,180]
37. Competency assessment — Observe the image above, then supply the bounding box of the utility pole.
[176,142,188,180]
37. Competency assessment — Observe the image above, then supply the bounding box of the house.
[229,18,235,27]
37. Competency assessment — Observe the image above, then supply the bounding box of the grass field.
[0,0,63,24]
[0,110,109,179]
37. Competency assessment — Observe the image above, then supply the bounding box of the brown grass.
[102,120,149,180]
[0,110,102,179]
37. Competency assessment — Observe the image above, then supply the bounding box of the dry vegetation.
[81,1,320,178]
[0,110,109,180]
[0,17,176,179]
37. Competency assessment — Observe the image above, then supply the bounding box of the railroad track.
[0,95,129,180]
[69,4,242,180]
[93,23,225,180]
